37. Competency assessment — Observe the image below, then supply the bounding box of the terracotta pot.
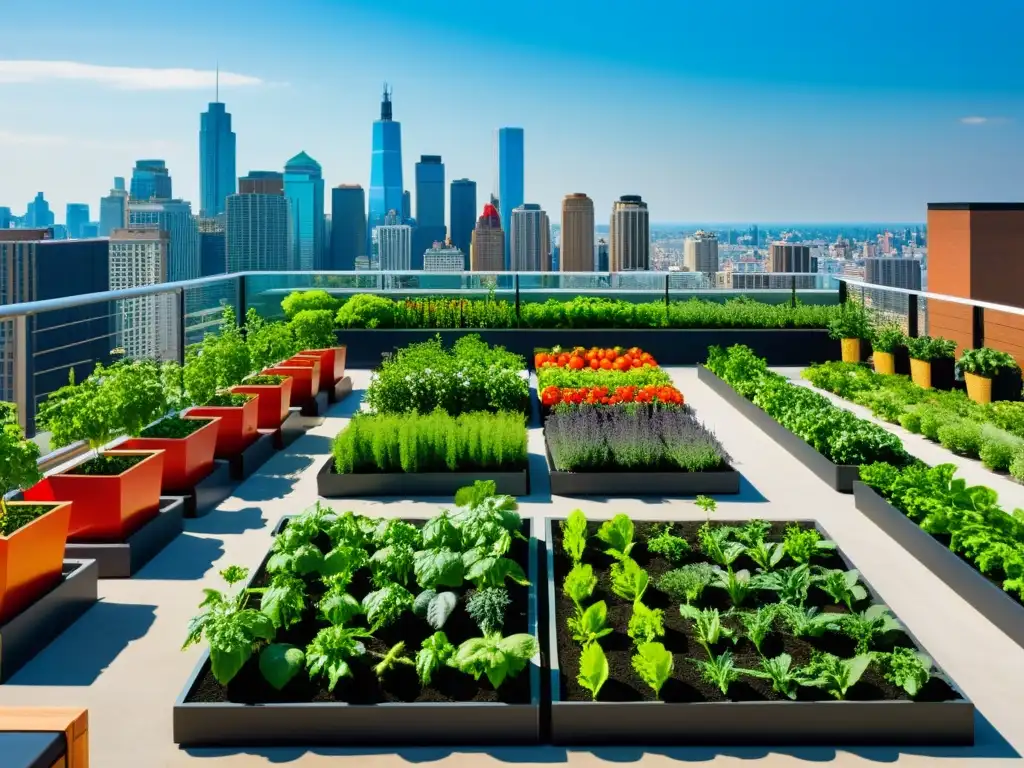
[965,372,993,404]
[24,450,164,541]
[263,358,321,406]
[119,416,221,493]
[185,394,259,458]
[840,338,862,363]
[910,358,932,389]
[232,376,294,430]
[299,346,346,389]
[873,351,895,375]
[0,501,71,623]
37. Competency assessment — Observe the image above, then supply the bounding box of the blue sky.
[1,0,1022,224]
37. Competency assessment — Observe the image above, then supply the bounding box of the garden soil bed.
[546,518,973,745]
[697,365,861,492]
[316,456,530,498]
[0,559,98,683]
[544,439,740,496]
[853,481,1024,650]
[173,517,540,746]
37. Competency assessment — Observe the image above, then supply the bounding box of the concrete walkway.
[1,368,1023,767]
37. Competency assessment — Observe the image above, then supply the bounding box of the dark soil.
[140,416,209,440]
[204,393,253,408]
[552,520,961,704]
[186,520,534,706]
[244,375,287,386]
[68,453,145,476]
[0,503,62,536]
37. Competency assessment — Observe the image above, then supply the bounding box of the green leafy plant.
[735,519,771,547]
[412,588,458,630]
[362,582,414,630]
[658,563,717,604]
[451,632,538,689]
[416,631,456,686]
[305,624,372,691]
[282,289,340,319]
[245,308,297,370]
[775,604,836,638]
[743,653,801,700]
[252,574,306,630]
[817,569,867,611]
[563,563,597,609]
[872,324,906,353]
[958,347,1020,378]
[679,604,734,656]
[906,335,956,362]
[561,509,588,565]
[577,640,609,700]
[835,604,904,653]
[876,647,934,697]
[646,524,690,563]
[691,650,741,695]
[737,605,777,654]
[627,602,666,646]
[466,587,511,635]
[746,539,785,570]
[827,301,872,342]
[610,557,649,602]
[0,410,42,525]
[710,568,754,607]
[782,525,834,563]
[632,642,673,697]
[800,651,872,700]
[753,564,813,606]
[568,600,614,646]
[695,494,717,522]
[596,513,635,560]
[373,641,414,679]
[463,548,530,589]
[259,643,305,691]
[698,523,744,568]
[290,309,337,351]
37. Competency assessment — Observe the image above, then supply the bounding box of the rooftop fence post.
[972,305,985,349]
[177,288,186,366]
[908,293,919,338]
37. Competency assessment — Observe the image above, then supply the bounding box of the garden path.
[0,368,1023,766]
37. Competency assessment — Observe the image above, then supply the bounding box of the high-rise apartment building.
[609,195,650,271]
[375,210,412,270]
[225,191,291,272]
[239,171,284,196]
[402,191,412,222]
[0,235,110,433]
[684,230,719,275]
[413,155,446,270]
[368,86,404,253]
[449,179,477,258]
[99,181,128,236]
[130,160,172,201]
[199,98,237,217]
[595,239,609,271]
[329,185,367,271]
[284,151,325,270]
[66,203,90,239]
[26,193,54,228]
[81,223,99,239]
[470,203,504,272]
[510,204,550,272]
[768,242,815,273]
[0,207,11,228]
[423,238,465,272]
[560,193,595,272]
[128,199,200,281]
[108,228,177,362]
[198,217,226,276]
[495,128,524,269]
[864,256,923,314]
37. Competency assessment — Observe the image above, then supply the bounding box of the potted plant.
[29,364,165,541]
[0,406,71,623]
[262,356,322,408]
[231,375,294,430]
[232,310,297,429]
[290,309,346,389]
[958,347,1022,404]
[182,342,259,460]
[871,325,905,375]
[827,302,872,363]
[905,335,957,390]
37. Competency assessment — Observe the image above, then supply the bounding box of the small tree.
[0,407,43,522]
[290,309,336,350]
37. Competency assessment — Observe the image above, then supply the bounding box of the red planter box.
[185,394,259,459]
[0,501,72,623]
[119,416,221,493]
[263,359,321,406]
[24,450,165,542]
[298,346,346,390]
[232,377,294,430]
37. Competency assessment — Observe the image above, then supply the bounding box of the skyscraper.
[368,85,404,253]
[768,242,814,273]
[413,155,446,270]
[510,204,550,272]
[113,177,125,192]
[0,207,11,228]
[198,217,227,276]
[199,88,237,217]
[449,179,477,258]
[66,203,90,239]
[128,199,200,281]
[495,127,524,269]
[130,160,172,201]
[329,185,367,271]
[284,151,325,270]
[684,230,719,276]
[423,238,465,272]
[376,210,412,270]
[470,203,504,272]
[560,193,595,272]
[609,195,650,271]
[99,182,129,237]
[108,228,176,362]
[595,238,609,271]
[26,193,54,228]
[402,191,412,222]
[239,171,284,195]
[225,192,290,272]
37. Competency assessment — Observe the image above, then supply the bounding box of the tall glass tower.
[449,179,477,259]
[130,160,172,201]
[413,155,445,270]
[284,151,325,270]
[495,128,524,270]
[199,87,237,217]
[368,85,404,255]
[330,185,367,271]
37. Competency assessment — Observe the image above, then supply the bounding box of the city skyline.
[1,0,1021,224]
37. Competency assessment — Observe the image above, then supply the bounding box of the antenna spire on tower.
[215,61,220,102]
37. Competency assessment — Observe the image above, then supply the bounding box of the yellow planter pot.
[965,372,993,404]
[840,338,861,363]
[873,351,895,375]
[910,358,932,389]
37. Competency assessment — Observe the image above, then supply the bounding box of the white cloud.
[0,130,178,152]
[0,60,262,90]
[959,116,1011,125]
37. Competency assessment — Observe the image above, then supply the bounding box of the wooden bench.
[0,708,88,768]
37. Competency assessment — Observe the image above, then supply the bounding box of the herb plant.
[632,642,673,697]
[451,633,539,689]
[627,602,666,646]
[743,653,801,700]
[577,641,609,700]
[876,647,934,697]
[692,651,741,695]
[646,524,690,563]
[800,651,873,700]
[561,509,588,565]
[0,410,42,525]
[466,587,511,635]
[568,600,614,646]
[416,631,455,686]
[596,514,635,560]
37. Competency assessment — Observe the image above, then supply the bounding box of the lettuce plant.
[782,525,835,564]
[753,564,813,606]
[561,509,588,565]
[817,569,867,611]
[416,631,455,686]
[698,524,745,569]
[876,647,934,697]
[799,651,872,700]
[596,513,635,560]
[610,557,649,602]
[563,563,597,610]
[568,600,613,646]
[362,583,414,630]
[743,653,801,700]
[711,568,754,607]
[627,602,665,646]
[577,641,609,700]
[306,625,372,691]
[451,633,538,689]
[632,642,673,697]
[746,539,784,570]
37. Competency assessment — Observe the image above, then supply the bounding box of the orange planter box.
[119,416,220,493]
[0,501,71,623]
[299,346,346,389]
[263,358,321,406]
[24,450,164,542]
[231,376,294,430]
[185,394,259,459]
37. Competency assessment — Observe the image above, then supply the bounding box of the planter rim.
[236,380,291,389]
[54,448,164,478]
[0,499,72,541]
[189,393,258,410]
[134,414,221,441]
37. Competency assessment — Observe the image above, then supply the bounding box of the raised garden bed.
[698,365,861,492]
[545,514,973,745]
[0,559,98,683]
[316,457,529,498]
[65,496,184,579]
[853,480,1024,652]
[174,498,541,746]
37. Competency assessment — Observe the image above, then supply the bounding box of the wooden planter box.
[697,366,860,492]
[0,708,89,768]
[0,502,71,624]
[853,481,1024,651]
[24,450,165,541]
[119,416,221,494]
[0,559,98,683]
[64,496,184,578]
[231,377,294,430]
[315,456,529,498]
[172,518,541,746]
[185,394,259,459]
[544,518,974,746]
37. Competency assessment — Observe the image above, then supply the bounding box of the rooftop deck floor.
[1,367,1022,767]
